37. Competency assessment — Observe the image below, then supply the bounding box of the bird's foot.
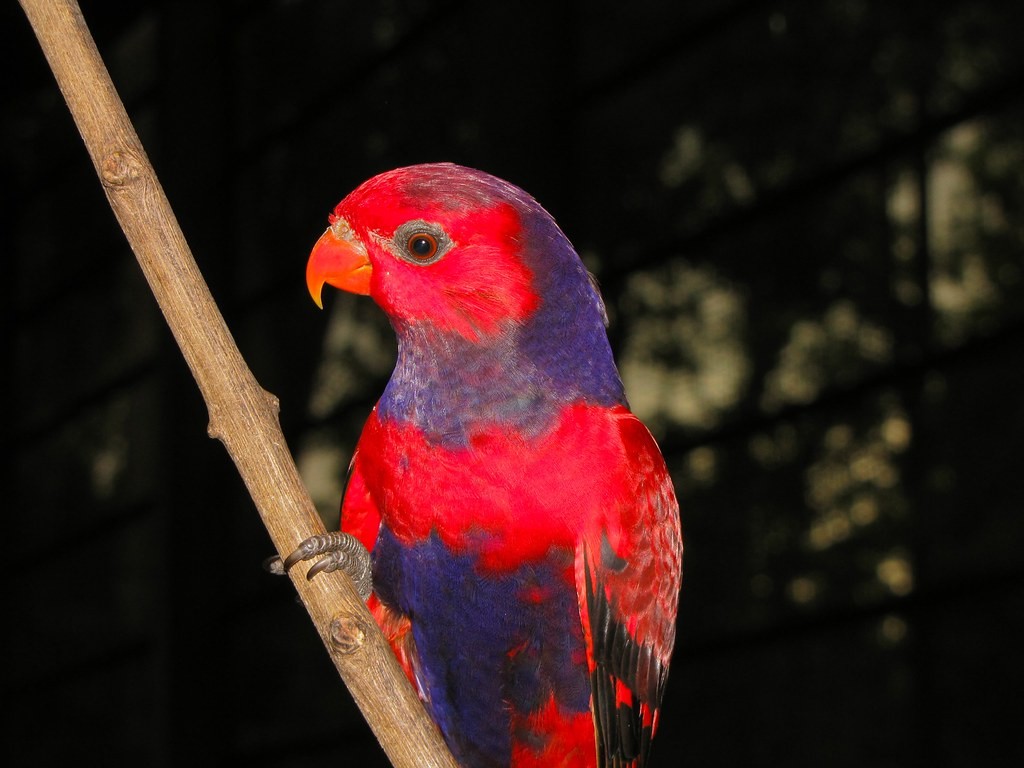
[264,532,372,601]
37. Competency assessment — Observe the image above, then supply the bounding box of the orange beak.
[306,224,372,308]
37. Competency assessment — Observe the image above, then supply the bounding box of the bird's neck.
[378,315,625,446]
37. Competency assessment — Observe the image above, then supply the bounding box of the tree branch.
[16,2,458,766]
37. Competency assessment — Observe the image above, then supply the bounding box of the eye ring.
[394,220,450,265]
[406,232,439,261]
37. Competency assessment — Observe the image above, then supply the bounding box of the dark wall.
[4,1,1023,766]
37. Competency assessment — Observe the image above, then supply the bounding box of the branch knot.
[100,147,143,188]
[329,613,369,655]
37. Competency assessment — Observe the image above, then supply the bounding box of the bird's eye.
[394,221,449,265]
[407,232,438,261]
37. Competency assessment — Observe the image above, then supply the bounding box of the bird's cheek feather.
[372,245,539,341]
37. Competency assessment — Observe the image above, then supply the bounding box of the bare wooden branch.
[16,2,458,766]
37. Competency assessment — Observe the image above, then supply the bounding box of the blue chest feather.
[373,527,591,768]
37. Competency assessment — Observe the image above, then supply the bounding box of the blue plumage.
[301,163,683,768]
[373,527,591,768]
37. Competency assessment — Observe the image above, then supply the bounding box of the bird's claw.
[265,532,373,601]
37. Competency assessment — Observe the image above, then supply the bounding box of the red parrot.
[298,163,682,768]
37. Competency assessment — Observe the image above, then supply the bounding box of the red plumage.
[304,164,682,767]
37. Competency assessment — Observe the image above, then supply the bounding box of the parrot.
[290,163,682,768]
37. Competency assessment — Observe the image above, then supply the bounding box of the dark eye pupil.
[411,236,433,255]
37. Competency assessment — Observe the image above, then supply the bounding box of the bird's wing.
[578,412,682,767]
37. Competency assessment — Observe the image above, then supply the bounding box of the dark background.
[4,1,1023,766]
